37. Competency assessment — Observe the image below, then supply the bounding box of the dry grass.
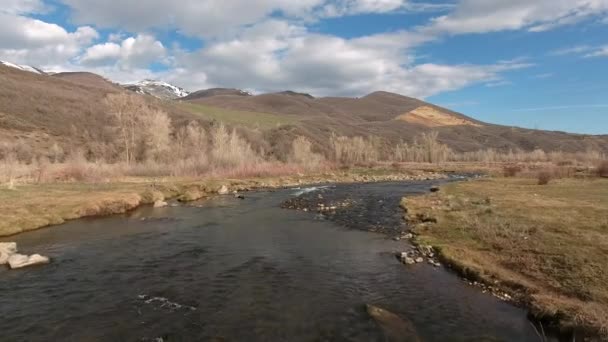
[405,177,608,335]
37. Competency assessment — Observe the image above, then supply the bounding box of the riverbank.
[0,167,445,237]
[403,177,608,337]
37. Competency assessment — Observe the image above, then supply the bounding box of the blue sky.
[1,0,607,134]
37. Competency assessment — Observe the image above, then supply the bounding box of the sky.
[0,0,607,134]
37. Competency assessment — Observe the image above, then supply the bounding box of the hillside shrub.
[503,165,522,177]
[537,170,552,185]
[598,161,608,178]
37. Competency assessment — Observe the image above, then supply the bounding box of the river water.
[0,180,546,341]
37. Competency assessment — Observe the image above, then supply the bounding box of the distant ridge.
[1,63,607,156]
[123,79,189,100]
[0,60,45,75]
[182,88,251,101]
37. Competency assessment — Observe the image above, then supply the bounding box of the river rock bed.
[281,180,449,236]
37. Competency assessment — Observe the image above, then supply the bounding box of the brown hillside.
[188,88,608,153]
[52,72,123,92]
[1,64,607,157]
[396,106,482,127]
[0,65,200,151]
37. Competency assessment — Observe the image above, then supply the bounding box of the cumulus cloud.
[167,22,530,97]
[79,34,166,68]
[0,0,47,14]
[6,0,603,98]
[60,0,325,38]
[0,12,97,68]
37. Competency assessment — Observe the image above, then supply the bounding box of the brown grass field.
[405,176,608,336]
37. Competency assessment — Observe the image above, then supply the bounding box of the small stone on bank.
[403,256,416,265]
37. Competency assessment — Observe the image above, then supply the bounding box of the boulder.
[0,242,17,265]
[402,256,416,265]
[0,242,17,254]
[0,252,10,265]
[428,259,441,267]
[366,304,421,342]
[430,186,440,193]
[415,257,424,263]
[153,200,168,208]
[218,185,230,195]
[8,254,50,269]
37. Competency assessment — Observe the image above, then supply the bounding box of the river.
[0,180,547,341]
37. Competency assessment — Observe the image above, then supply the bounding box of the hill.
[185,89,608,154]
[0,65,201,154]
[1,64,606,160]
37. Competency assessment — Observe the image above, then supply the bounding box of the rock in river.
[0,242,18,265]
[366,304,421,342]
[153,200,168,208]
[8,254,50,269]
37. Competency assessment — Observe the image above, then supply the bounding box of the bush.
[597,161,608,178]
[537,170,552,185]
[289,136,325,170]
[503,165,522,177]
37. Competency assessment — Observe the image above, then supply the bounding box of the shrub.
[597,161,608,178]
[503,165,522,177]
[537,170,552,185]
[289,136,325,170]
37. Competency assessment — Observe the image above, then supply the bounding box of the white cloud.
[321,0,406,17]
[550,45,595,56]
[550,44,608,58]
[60,0,325,38]
[165,22,530,97]
[79,34,167,69]
[421,0,608,35]
[0,13,98,68]
[585,45,608,57]
[0,0,47,15]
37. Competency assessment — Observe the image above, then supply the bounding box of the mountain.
[123,79,189,100]
[181,88,251,101]
[0,64,201,153]
[1,63,607,158]
[184,89,608,153]
[0,61,45,75]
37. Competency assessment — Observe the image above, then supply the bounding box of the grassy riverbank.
[404,177,608,336]
[0,167,444,237]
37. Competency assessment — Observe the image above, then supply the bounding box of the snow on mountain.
[1,61,45,74]
[123,79,190,100]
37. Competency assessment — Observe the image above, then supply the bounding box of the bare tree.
[104,93,148,164]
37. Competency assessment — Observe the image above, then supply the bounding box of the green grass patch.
[178,102,298,129]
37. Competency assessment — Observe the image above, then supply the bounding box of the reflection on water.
[1,181,544,341]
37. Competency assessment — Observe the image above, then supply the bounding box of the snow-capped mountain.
[1,61,45,75]
[123,79,189,100]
